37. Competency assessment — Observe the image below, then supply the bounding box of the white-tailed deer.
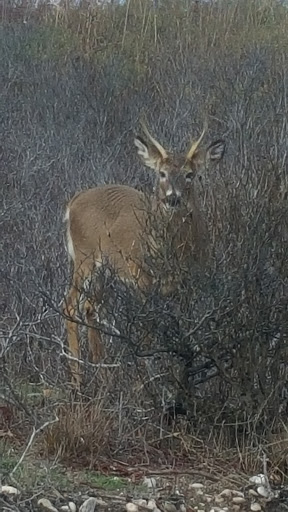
[63,122,225,388]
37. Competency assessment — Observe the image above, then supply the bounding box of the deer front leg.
[84,291,105,364]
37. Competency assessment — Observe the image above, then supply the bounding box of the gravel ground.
[1,472,288,512]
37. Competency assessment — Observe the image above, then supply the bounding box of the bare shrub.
[0,0,288,474]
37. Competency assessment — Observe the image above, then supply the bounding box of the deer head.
[134,122,225,210]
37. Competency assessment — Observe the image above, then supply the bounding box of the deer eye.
[186,172,194,182]
[159,171,167,180]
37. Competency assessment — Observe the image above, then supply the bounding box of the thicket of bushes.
[1,0,288,475]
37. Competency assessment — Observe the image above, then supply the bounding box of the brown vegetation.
[0,0,288,479]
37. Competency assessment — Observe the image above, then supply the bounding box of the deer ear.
[187,148,205,167]
[134,136,150,159]
[134,136,164,170]
[206,139,226,162]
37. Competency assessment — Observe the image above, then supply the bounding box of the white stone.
[219,489,232,498]
[147,499,157,510]
[232,496,246,504]
[80,498,105,512]
[38,498,58,512]
[232,490,244,498]
[0,485,20,496]
[60,507,76,512]
[250,504,261,511]
[126,504,139,512]
[215,496,225,504]
[248,489,259,497]
[256,486,269,498]
[189,482,204,489]
[249,474,266,485]
[134,500,148,507]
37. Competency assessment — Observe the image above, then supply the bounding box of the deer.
[63,122,225,389]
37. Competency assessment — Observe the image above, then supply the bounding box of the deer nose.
[166,194,181,208]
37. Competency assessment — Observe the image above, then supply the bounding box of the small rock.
[0,485,20,496]
[60,506,76,512]
[232,491,244,498]
[68,503,77,512]
[147,499,156,510]
[248,489,259,497]
[162,502,177,512]
[250,504,261,511]
[126,504,139,512]
[179,505,186,512]
[134,500,148,507]
[232,497,246,504]
[148,502,161,512]
[232,507,240,512]
[256,486,269,498]
[189,483,204,489]
[219,489,232,498]
[249,474,266,485]
[215,496,225,504]
[38,498,58,512]
[143,477,157,489]
[80,497,104,512]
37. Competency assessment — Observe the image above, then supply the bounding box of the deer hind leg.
[64,264,105,388]
[63,279,82,390]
